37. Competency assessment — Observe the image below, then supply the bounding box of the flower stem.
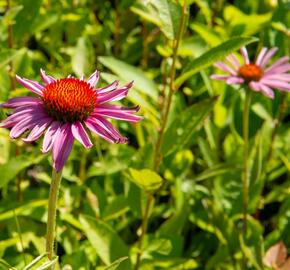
[134,194,154,270]
[153,1,187,171]
[46,168,62,262]
[134,3,187,270]
[242,89,252,268]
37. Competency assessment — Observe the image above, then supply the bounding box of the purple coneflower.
[0,69,142,171]
[211,46,290,98]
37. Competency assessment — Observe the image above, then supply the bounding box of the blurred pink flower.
[1,69,142,171]
[211,46,290,98]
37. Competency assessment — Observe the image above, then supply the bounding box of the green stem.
[46,169,62,263]
[153,2,187,171]
[242,89,252,268]
[134,194,154,270]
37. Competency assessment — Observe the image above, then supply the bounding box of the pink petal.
[214,61,237,75]
[40,69,56,85]
[71,121,93,148]
[260,79,290,92]
[226,77,244,84]
[97,81,133,104]
[249,81,261,92]
[255,47,268,66]
[210,74,230,81]
[16,75,44,96]
[52,123,74,172]
[93,110,143,122]
[9,116,39,138]
[87,116,128,143]
[265,64,290,75]
[259,83,274,99]
[262,74,290,82]
[226,53,241,69]
[23,117,53,142]
[84,118,116,143]
[42,121,61,153]
[0,96,42,108]
[87,70,100,88]
[240,47,250,64]
[260,47,278,67]
[265,56,290,73]
[96,104,140,113]
[95,80,119,94]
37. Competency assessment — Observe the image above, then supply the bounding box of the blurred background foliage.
[0,0,289,269]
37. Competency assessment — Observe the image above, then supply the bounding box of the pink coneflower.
[0,69,142,171]
[211,46,290,98]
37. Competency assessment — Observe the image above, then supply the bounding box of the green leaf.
[79,215,130,270]
[104,257,128,270]
[224,5,272,36]
[0,153,45,188]
[175,36,258,87]
[0,259,17,270]
[146,238,173,255]
[128,168,163,192]
[23,253,58,270]
[0,49,24,69]
[130,0,182,40]
[150,0,182,40]
[98,56,158,100]
[161,98,216,156]
[0,200,47,222]
[72,36,95,77]
[190,23,222,46]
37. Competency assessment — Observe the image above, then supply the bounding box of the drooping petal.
[93,108,143,122]
[71,121,93,148]
[0,96,42,108]
[52,123,74,172]
[87,70,100,88]
[260,47,278,67]
[87,116,128,143]
[23,117,53,142]
[249,81,261,92]
[262,74,290,82]
[84,118,116,143]
[95,80,119,94]
[210,74,231,81]
[9,115,46,139]
[40,69,56,85]
[97,81,133,104]
[255,47,268,66]
[16,75,44,96]
[259,83,274,99]
[214,62,237,75]
[226,77,244,84]
[42,121,62,153]
[240,47,250,64]
[260,79,290,92]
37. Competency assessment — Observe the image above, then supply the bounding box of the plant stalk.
[134,194,154,270]
[153,2,187,171]
[242,89,252,268]
[46,169,62,263]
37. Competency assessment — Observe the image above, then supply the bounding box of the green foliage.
[0,0,289,269]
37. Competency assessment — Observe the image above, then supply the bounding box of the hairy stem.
[134,194,154,270]
[134,3,187,270]
[46,169,62,264]
[153,2,187,171]
[242,90,252,268]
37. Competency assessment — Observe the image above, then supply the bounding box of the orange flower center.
[238,64,263,82]
[42,78,97,123]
